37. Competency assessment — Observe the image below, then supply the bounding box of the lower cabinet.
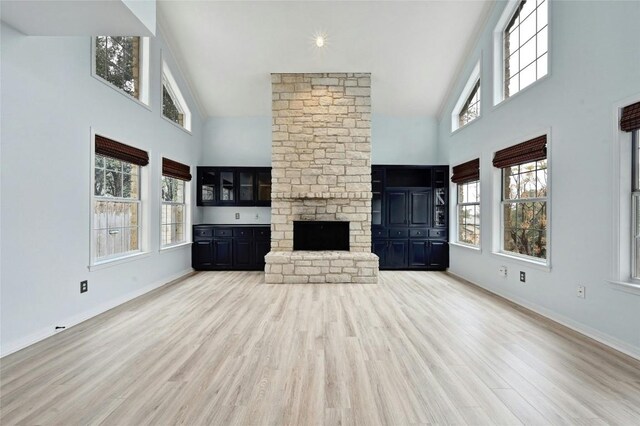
[373,229,449,270]
[192,225,270,271]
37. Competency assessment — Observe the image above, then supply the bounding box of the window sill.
[92,74,152,112]
[491,251,551,271]
[89,251,150,271]
[450,242,482,252]
[492,73,550,110]
[160,242,191,253]
[161,114,192,135]
[607,280,640,296]
[451,114,482,135]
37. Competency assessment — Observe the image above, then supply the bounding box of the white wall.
[0,23,203,356]
[372,114,439,165]
[438,0,640,357]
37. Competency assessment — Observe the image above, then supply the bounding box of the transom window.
[95,36,141,99]
[502,159,547,259]
[161,176,186,247]
[504,0,548,98]
[163,82,184,127]
[161,60,192,131]
[94,154,141,260]
[459,80,480,128]
[457,180,480,246]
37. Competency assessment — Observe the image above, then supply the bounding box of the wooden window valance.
[493,135,547,169]
[95,135,149,166]
[621,101,640,132]
[162,157,192,181]
[451,158,480,184]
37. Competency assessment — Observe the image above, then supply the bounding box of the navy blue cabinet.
[197,167,271,207]
[372,165,449,270]
[192,225,270,271]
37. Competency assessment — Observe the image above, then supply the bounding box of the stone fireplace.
[264,73,379,284]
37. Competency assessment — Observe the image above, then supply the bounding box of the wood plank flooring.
[1,271,639,425]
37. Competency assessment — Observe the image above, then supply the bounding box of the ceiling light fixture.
[315,35,325,48]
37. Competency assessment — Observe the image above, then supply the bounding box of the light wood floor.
[1,271,639,425]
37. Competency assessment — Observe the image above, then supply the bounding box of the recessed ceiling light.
[315,35,325,48]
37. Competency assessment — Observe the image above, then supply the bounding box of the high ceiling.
[158,0,494,118]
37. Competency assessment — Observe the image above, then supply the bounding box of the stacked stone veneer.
[264,73,379,284]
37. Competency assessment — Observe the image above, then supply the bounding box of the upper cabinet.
[197,167,271,206]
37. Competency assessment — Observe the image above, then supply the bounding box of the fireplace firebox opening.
[293,221,349,251]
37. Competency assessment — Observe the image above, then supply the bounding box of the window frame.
[456,179,481,248]
[493,0,550,106]
[160,174,191,250]
[161,57,192,132]
[499,159,548,264]
[91,36,151,108]
[452,60,481,132]
[631,130,640,280]
[89,129,150,270]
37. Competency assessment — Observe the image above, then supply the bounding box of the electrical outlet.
[577,285,586,298]
[499,266,507,277]
[235,212,240,220]
[520,271,526,283]
[80,280,88,293]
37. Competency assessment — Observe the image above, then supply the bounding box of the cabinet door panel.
[213,240,233,267]
[429,241,449,268]
[387,240,407,268]
[192,241,213,269]
[410,191,430,226]
[409,241,428,266]
[238,171,254,203]
[219,171,235,204]
[254,240,270,270]
[387,191,407,226]
[372,241,387,266]
[257,170,272,205]
[233,239,253,269]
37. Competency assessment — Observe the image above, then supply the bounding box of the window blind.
[95,135,149,166]
[451,158,480,183]
[620,101,640,132]
[493,135,547,169]
[162,157,192,181]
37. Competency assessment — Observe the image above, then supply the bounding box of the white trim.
[0,269,196,358]
[493,0,552,106]
[451,59,482,132]
[490,250,550,271]
[450,241,482,252]
[492,128,552,269]
[608,280,640,297]
[447,271,640,361]
[159,242,191,253]
[161,114,193,135]
[161,52,192,132]
[90,37,151,109]
[89,127,151,268]
[610,93,640,287]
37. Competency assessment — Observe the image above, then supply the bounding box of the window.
[631,130,640,278]
[504,0,548,98]
[162,60,192,131]
[452,158,481,247]
[161,158,192,248]
[93,135,149,263]
[493,135,548,261]
[94,36,149,104]
[459,81,480,127]
[452,60,481,131]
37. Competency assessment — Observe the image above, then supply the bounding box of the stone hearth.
[264,73,379,284]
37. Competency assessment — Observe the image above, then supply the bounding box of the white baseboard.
[447,271,640,361]
[0,268,195,358]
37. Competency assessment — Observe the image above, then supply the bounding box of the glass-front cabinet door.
[219,171,235,203]
[257,170,271,205]
[200,169,217,205]
[239,171,254,203]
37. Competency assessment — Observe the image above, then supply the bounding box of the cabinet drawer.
[193,227,213,239]
[255,228,271,240]
[388,228,409,239]
[372,228,387,238]
[429,229,447,238]
[214,228,233,237]
[233,228,253,238]
[410,229,428,238]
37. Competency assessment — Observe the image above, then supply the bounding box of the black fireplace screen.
[293,221,349,251]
